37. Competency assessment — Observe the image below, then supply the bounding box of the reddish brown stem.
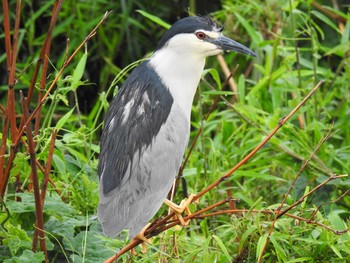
[258,126,334,262]
[20,92,48,260]
[33,1,63,136]
[41,130,57,203]
[2,0,12,71]
[6,0,21,140]
[194,80,325,201]
[194,208,348,235]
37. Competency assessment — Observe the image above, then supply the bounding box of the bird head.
[156,16,256,59]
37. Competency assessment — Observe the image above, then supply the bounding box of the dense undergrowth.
[0,0,349,262]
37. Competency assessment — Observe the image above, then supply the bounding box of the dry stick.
[0,119,9,181]
[106,80,325,262]
[258,126,334,263]
[26,0,63,105]
[34,159,64,200]
[33,130,57,251]
[27,1,61,192]
[2,0,12,70]
[20,92,48,261]
[6,0,21,140]
[308,190,349,222]
[194,80,325,201]
[217,54,238,100]
[0,0,22,184]
[34,0,63,136]
[41,129,57,203]
[202,77,332,177]
[280,173,348,218]
[193,208,348,235]
[105,200,232,262]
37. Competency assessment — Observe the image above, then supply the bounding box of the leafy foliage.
[0,0,349,262]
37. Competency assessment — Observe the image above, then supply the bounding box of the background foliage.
[0,0,349,262]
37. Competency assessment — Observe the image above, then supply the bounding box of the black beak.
[212,35,256,57]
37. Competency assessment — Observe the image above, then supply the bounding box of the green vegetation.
[0,0,349,262]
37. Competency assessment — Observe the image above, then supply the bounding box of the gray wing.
[98,61,173,195]
[98,104,189,238]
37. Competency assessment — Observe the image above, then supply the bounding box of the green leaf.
[270,235,287,261]
[202,68,222,89]
[55,107,75,131]
[201,90,234,96]
[72,51,88,88]
[311,10,341,34]
[136,10,170,29]
[53,153,66,177]
[4,250,45,263]
[330,244,343,259]
[234,12,262,45]
[256,233,268,261]
[212,235,232,262]
[239,225,257,252]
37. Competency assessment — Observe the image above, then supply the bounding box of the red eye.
[195,32,206,40]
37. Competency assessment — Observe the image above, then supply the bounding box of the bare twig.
[308,190,350,222]
[193,208,348,235]
[217,54,238,99]
[41,130,57,203]
[33,0,63,136]
[258,125,334,262]
[194,80,325,201]
[20,92,48,261]
[2,0,12,71]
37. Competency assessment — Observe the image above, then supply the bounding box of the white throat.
[149,47,205,121]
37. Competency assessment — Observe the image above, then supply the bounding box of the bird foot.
[164,194,197,226]
[131,223,152,255]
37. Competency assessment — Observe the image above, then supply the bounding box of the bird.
[98,16,256,240]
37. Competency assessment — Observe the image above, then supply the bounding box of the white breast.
[149,35,206,121]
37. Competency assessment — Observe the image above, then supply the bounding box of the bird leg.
[164,194,196,226]
[131,223,152,255]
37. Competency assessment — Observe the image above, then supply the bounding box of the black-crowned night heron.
[98,16,255,240]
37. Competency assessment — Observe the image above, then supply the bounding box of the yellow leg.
[164,194,196,226]
[131,223,152,255]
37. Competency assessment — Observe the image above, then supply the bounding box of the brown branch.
[26,0,63,106]
[20,92,48,261]
[6,0,21,140]
[193,208,348,235]
[34,0,63,136]
[258,125,334,262]
[308,190,350,222]
[217,54,238,100]
[33,130,57,257]
[280,174,348,218]
[194,80,325,201]
[311,1,347,24]
[2,0,12,71]
[41,130,57,203]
